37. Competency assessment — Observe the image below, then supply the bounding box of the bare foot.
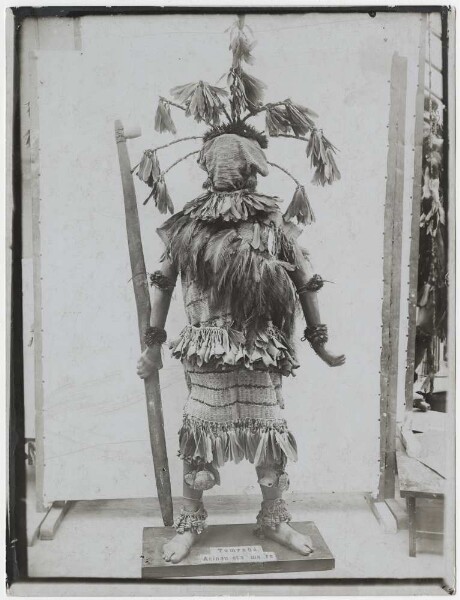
[162,531,198,564]
[260,522,313,555]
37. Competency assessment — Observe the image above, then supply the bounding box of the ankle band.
[174,504,208,535]
[254,498,291,537]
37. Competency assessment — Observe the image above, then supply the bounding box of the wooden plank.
[406,496,416,557]
[396,450,444,498]
[443,9,455,593]
[5,7,14,513]
[365,497,397,533]
[378,52,408,500]
[142,522,334,578]
[404,15,428,413]
[385,498,408,530]
[38,501,72,540]
[28,49,47,513]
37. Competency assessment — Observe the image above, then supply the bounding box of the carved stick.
[114,119,173,526]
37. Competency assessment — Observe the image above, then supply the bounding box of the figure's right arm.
[137,257,178,378]
[149,258,178,329]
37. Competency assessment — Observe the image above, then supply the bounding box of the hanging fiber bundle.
[228,17,256,66]
[283,185,315,225]
[284,100,316,137]
[227,68,266,115]
[170,81,228,125]
[307,129,341,186]
[306,128,327,168]
[311,150,341,186]
[265,105,291,136]
[154,99,177,134]
[144,174,175,214]
[136,150,161,187]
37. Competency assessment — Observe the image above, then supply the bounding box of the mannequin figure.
[137,130,345,564]
[134,15,345,565]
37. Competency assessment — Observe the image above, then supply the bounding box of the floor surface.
[27,492,445,582]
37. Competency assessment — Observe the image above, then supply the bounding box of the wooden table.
[396,450,444,557]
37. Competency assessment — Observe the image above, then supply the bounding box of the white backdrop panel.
[36,13,421,503]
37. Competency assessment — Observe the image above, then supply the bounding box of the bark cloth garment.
[157,134,310,478]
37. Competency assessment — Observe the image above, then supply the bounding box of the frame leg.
[406,496,416,557]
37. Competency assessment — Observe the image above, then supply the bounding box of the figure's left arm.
[289,251,346,367]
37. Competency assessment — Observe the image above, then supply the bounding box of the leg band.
[174,504,208,535]
[255,498,291,537]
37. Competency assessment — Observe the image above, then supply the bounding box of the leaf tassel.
[229,19,256,66]
[265,105,291,136]
[284,99,316,137]
[143,174,174,214]
[283,185,315,225]
[307,128,341,186]
[170,81,228,125]
[154,99,177,134]
[136,150,161,187]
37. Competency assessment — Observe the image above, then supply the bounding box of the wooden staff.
[114,120,173,526]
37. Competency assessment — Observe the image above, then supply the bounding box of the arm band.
[144,326,167,347]
[149,270,176,292]
[301,324,328,346]
[297,274,324,295]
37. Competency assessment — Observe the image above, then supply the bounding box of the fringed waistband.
[170,324,299,376]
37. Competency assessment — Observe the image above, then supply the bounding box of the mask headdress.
[135,15,341,222]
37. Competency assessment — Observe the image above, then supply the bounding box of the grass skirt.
[178,363,298,469]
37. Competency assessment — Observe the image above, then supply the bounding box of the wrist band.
[297,274,324,295]
[149,270,176,291]
[302,324,328,346]
[144,326,167,347]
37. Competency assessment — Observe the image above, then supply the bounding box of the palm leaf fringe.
[170,81,228,125]
[178,415,298,467]
[284,185,315,225]
[154,99,177,134]
[171,323,299,375]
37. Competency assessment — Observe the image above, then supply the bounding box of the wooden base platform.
[142,522,335,578]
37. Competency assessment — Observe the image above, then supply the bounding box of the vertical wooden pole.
[378,53,407,500]
[115,120,173,526]
[404,16,427,413]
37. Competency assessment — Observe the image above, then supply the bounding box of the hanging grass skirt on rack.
[178,363,298,469]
